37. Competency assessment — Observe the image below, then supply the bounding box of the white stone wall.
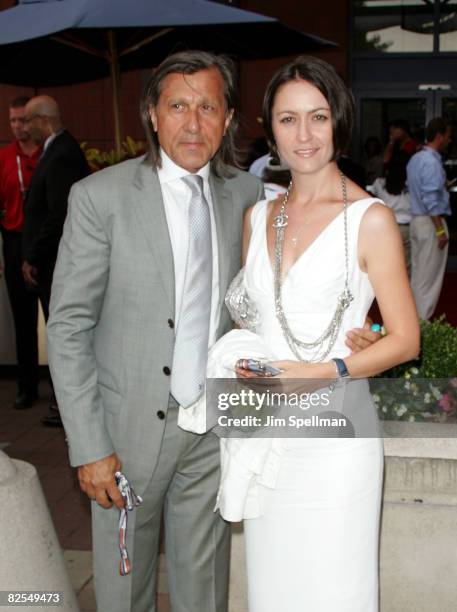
[223,424,457,612]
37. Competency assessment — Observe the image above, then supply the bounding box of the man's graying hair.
[140,50,241,177]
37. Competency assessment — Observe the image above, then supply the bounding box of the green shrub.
[382,316,457,379]
[372,316,457,422]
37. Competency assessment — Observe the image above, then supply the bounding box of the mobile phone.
[236,359,283,376]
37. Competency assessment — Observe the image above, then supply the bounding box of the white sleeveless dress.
[240,198,384,612]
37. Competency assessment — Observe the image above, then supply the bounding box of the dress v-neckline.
[263,198,375,283]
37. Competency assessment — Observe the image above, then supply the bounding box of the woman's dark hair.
[140,50,241,177]
[262,165,291,188]
[385,154,408,195]
[262,55,355,161]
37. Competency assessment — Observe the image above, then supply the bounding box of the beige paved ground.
[0,379,170,611]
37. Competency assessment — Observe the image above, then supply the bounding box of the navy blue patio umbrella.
[0,0,335,149]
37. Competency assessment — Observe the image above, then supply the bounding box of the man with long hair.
[47,51,263,611]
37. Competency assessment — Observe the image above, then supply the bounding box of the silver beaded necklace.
[273,171,354,363]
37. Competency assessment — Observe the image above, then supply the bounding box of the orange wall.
[0,71,146,150]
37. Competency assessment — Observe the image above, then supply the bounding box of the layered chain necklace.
[273,171,354,363]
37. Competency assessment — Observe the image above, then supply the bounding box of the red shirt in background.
[401,137,418,157]
[0,140,41,232]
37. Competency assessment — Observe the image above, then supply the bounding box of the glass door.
[359,96,428,155]
[356,88,457,165]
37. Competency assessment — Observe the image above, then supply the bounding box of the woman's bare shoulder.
[360,200,396,232]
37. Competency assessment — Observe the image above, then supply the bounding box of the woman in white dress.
[230,57,419,612]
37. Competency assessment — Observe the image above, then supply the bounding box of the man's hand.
[22,260,38,287]
[345,317,381,353]
[437,233,449,250]
[77,453,125,510]
[432,217,448,251]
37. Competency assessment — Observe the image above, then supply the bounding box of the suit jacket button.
[163,366,171,376]
[157,410,165,420]
[168,319,175,329]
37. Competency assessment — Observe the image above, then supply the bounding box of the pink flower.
[439,394,454,413]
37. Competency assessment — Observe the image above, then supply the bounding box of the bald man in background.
[22,95,90,426]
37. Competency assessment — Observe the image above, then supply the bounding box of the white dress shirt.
[43,129,63,154]
[371,177,412,224]
[249,154,271,178]
[157,149,220,348]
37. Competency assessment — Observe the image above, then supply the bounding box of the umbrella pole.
[108,30,122,155]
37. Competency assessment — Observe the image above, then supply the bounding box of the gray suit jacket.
[47,155,263,491]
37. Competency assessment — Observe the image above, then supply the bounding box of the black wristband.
[331,358,350,378]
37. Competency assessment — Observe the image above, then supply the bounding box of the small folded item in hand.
[115,471,143,576]
[236,358,283,377]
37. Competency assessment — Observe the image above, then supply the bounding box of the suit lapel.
[210,173,234,315]
[132,159,175,310]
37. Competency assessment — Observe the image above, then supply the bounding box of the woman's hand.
[271,360,334,379]
[235,360,337,397]
[234,361,319,379]
[266,360,336,396]
[235,365,265,379]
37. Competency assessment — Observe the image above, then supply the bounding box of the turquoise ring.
[371,323,382,333]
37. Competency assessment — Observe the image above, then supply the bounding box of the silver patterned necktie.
[171,174,213,407]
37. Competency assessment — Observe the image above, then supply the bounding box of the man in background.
[22,94,90,426]
[407,117,452,320]
[0,96,40,408]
